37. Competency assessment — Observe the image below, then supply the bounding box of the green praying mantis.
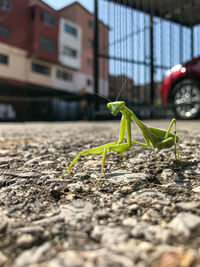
[60,84,181,186]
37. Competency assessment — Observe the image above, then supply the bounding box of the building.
[58,2,109,96]
[109,75,135,101]
[0,0,109,120]
[0,0,58,88]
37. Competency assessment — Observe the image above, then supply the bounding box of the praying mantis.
[60,92,181,186]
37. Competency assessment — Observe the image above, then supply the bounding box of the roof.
[58,1,109,29]
[109,0,199,27]
[29,0,56,13]
[58,1,92,16]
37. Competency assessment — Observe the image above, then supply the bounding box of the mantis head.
[107,101,125,116]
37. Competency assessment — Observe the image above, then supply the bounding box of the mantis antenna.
[116,79,128,101]
[93,92,112,102]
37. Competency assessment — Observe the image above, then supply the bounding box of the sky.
[42,0,94,12]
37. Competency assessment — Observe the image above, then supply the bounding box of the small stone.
[18,172,40,178]
[144,225,172,244]
[46,251,84,267]
[123,217,137,226]
[0,251,8,266]
[0,220,8,233]
[74,172,88,178]
[5,172,40,178]
[133,189,165,199]
[175,201,199,211]
[131,221,148,238]
[108,170,149,184]
[192,186,200,193]
[0,149,9,156]
[168,212,200,237]
[68,182,84,192]
[152,250,195,267]
[121,185,132,194]
[60,200,94,224]
[17,234,34,249]
[39,160,55,166]
[91,226,128,244]
[14,242,51,266]
[161,168,174,179]
[66,193,74,201]
[128,204,139,212]
[0,157,12,165]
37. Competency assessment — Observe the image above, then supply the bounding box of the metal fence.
[95,0,200,118]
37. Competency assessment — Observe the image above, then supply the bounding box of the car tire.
[171,78,200,119]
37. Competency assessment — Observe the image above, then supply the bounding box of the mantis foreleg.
[60,116,131,185]
[59,142,116,179]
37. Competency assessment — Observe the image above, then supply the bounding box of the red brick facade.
[0,0,58,62]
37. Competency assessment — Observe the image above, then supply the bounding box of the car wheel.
[172,79,200,119]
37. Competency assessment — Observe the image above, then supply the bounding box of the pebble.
[60,200,94,224]
[168,212,200,238]
[14,242,51,267]
[108,170,149,184]
[192,186,200,193]
[161,168,174,179]
[16,234,35,249]
[0,251,8,266]
[175,201,199,211]
[91,226,128,244]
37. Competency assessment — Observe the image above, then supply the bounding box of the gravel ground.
[0,120,200,267]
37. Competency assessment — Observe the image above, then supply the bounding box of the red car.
[159,57,200,119]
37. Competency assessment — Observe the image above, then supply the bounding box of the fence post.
[150,14,155,106]
[94,0,99,112]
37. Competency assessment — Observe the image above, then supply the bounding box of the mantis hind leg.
[164,119,181,162]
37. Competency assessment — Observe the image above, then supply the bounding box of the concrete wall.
[27,58,53,87]
[0,42,28,82]
[52,64,74,91]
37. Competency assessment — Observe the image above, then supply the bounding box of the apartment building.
[0,0,109,119]
[54,17,82,92]
[0,0,58,88]
[58,2,109,96]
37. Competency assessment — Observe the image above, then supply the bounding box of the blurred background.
[0,0,200,121]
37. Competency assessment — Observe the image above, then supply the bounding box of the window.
[87,39,93,48]
[31,62,50,75]
[0,0,11,11]
[63,46,77,58]
[0,26,9,38]
[88,20,93,29]
[41,12,56,27]
[56,70,73,81]
[0,54,8,65]
[64,24,77,37]
[87,58,92,67]
[40,36,55,52]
